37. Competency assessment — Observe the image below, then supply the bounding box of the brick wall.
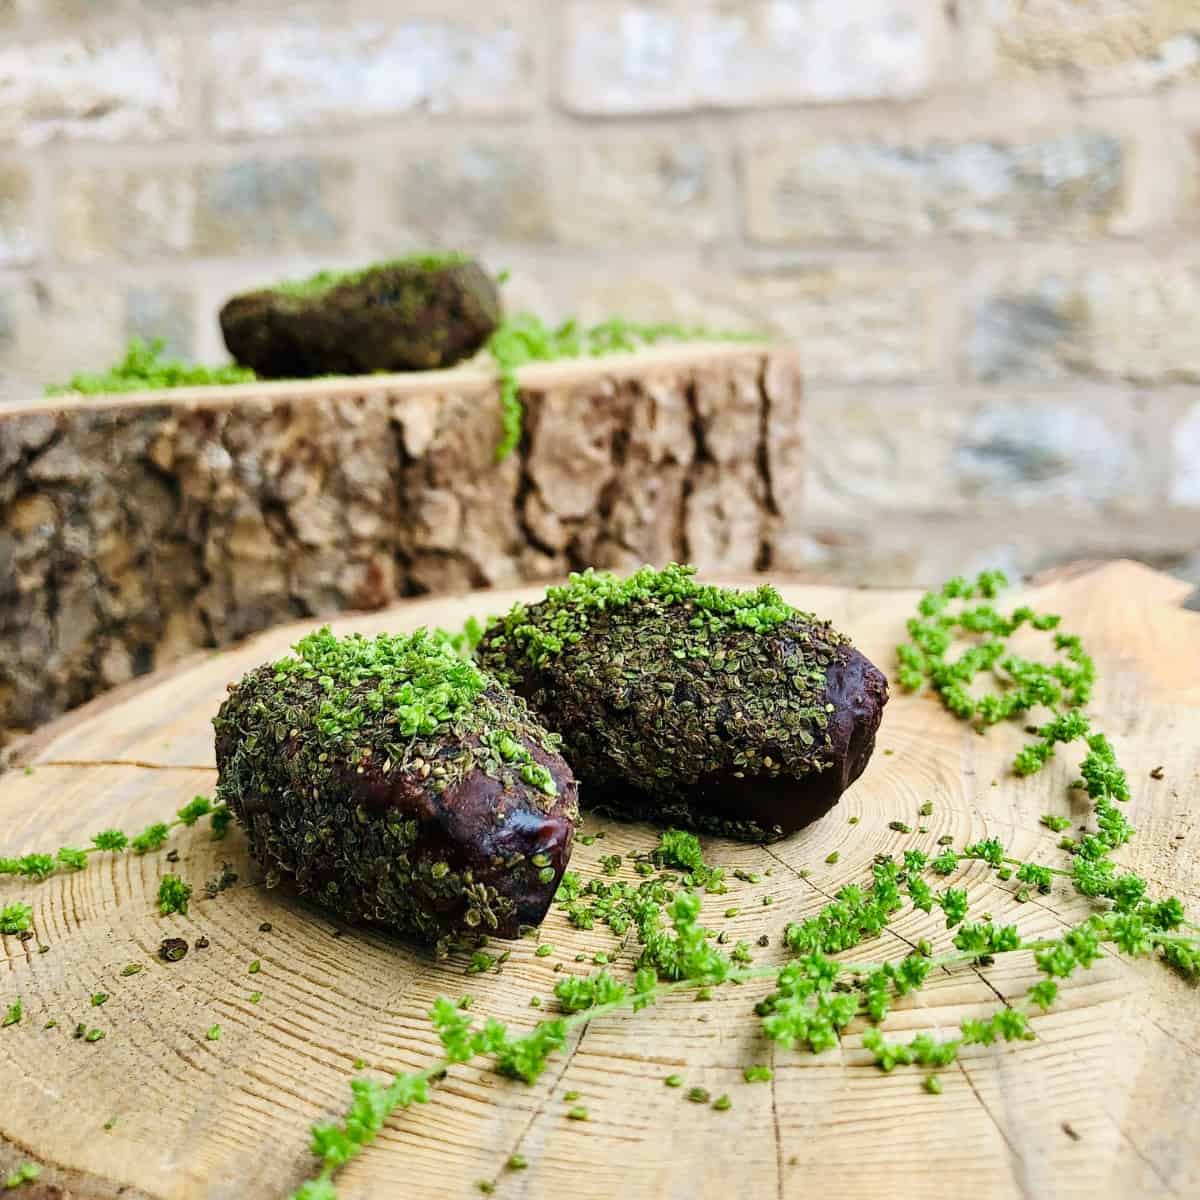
[2,0,1199,586]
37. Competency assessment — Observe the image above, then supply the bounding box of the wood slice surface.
[1,561,1197,1200]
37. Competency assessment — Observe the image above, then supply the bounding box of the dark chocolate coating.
[219,258,500,378]
[214,674,578,948]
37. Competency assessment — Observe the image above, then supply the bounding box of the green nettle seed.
[47,337,256,396]
[3,1163,40,1189]
[0,901,33,935]
[712,1094,732,1111]
[566,1106,588,1121]
[825,852,840,865]
[686,1087,710,1104]
[665,1074,684,1087]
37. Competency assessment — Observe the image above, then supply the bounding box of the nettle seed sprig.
[0,795,231,883]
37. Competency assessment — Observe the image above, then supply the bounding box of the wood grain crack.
[485,1023,592,1190]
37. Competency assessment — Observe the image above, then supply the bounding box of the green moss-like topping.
[272,252,472,300]
[273,626,490,747]
[47,338,255,396]
[482,563,796,670]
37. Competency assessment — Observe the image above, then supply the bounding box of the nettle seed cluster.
[213,627,579,949]
[2,570,1197,1200]
[476,564,887,841]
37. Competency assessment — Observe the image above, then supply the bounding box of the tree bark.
[0,344,802,744]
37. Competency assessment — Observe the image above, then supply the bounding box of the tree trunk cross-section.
[0,345,802,745]
[0,563,1197,1200]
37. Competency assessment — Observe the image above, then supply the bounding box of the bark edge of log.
[0,343,803,745]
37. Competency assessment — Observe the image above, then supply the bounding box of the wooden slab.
[0,342,803,746]
[1,561,1198,1200]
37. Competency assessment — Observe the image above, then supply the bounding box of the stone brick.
[693,0,944,107]
[551,141,719,244]
[55,165,195,263]
[559,0,943,114]
[743,132,1124,243]
[558,2,689,115]
[969,265,1200,384]
[735,269,940,383]
[804,387,1148,523]
[208,20,533,136]
[804,391,966,520]
[955,395,1147,512]
[970,0,1200,93]
[0,164,33,265]
[968,285,1076,382]
[392,143,550,244]
[126,285,195,357]
[1171,402,1200,507]
[775,511,1200,587]
[550,268,939,383]
[193,157,351,254]
[0,35,184,143]
[43,0,128,18]
[0,276,126,393]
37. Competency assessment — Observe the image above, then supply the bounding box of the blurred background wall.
[1,0,1198,586]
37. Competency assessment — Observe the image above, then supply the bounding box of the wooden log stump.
[0,563,1196,1199]
[0,344,803,744]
